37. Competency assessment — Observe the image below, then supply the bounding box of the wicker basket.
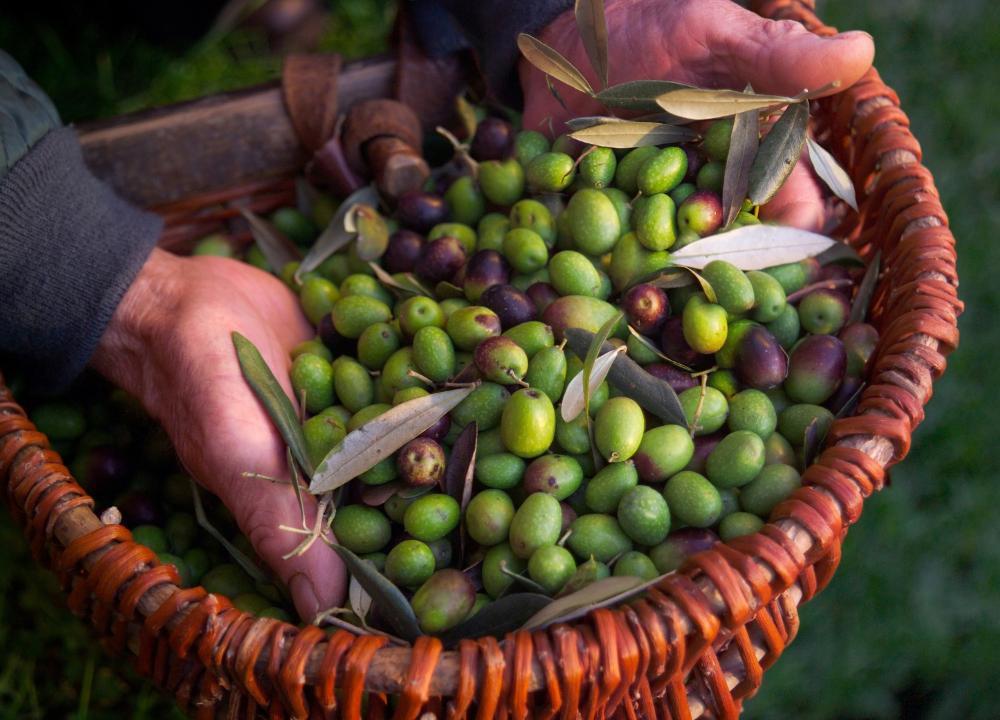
[0,1,962,717]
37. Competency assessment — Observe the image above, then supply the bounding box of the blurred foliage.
[0,0,998,718]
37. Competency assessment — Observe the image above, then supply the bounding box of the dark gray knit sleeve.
[0,127,162,389]
[409,0,574,106]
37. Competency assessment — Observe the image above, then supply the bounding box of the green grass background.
[1,0,997,717]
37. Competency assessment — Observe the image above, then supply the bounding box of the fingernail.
[289,572,320,621]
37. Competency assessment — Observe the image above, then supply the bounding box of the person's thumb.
[719,17,874,98]
[217,477,347,621]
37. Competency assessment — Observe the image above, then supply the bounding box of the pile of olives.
[245,113,878,634]
[22,111,878,637]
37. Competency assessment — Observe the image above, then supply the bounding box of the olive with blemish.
[474,336,529,384]
[397,437,446,488]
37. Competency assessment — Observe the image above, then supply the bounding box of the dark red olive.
[470,117,515,161]
[397,437,446,488]
[623,283,670,334]
[77,444,131,496]
[382,229,425,274]
[651,527,719,573]
[735,326,788,390]
[660,317,711,369]
[415,236,467,283]
[677,190,723,237]
[682,144,704,183]
[463,250,512,302]
[785,334,846,405]
[396,191,449,233]
[646,363,698,394]
[526,282,560,314]
[318,314,358,356]
[839,322,879,377]
[420,413,451,442]
[685,432,725,474]
[827,374,863,415]
[480,284,537,329]
[817,263,853,284]
[560,502,578,534]
[117,491,162,526]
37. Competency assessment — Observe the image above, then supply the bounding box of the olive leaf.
[351,204,390,261]
[806,137,858,211]
[748,101,809,206]
[189,479,269,585]
[595,80,694,112]
[561,346,625,422]
[564,115,621,131]
[668,224,837,270]
[520,575,646,630]
[297,184,380,280]
[360,480,403,506]
[569,121,698,149]
[368,262,432,298]
[565,329,687,425]
[676,266,718,304]
[310,387,476,494]
[722,101,760,227]
[444,423,478,511]
[238,208,302,274]
[517,33,595,96]
[834,382,866,419]
[562,312,624,422]
[802,417,826,467]
[655,87,798,121]
[348,576,373,623]
[637,267,694,290]
[438,593,552,646]
[435,281,466,299]
[626,326,694,372]
[574,0,609,87]
[850,251,881,324]
[232,332,313,475]
[501,567,549,595]
[814,242,864,267]
[330,543,421,641]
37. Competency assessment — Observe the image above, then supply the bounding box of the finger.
[217,476,347,620]
[758,156,825,231]
[714,13,874,97]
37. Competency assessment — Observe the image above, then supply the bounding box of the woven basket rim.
[0,1,963,717]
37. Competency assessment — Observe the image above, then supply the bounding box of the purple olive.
[416,236,467,283]
[420,413,451,442]
[117,491,162,526]
[470,118,515,161]
[660,317,711,369]
[396,191,449,233]
[827,374,863,415]
[839,322,879,377]
[318,314,358,356]
[685,432,725,474]
[623,283,671,334]
[682,144,705,183]
[735,326,788,390]
[480,284,537,329]
[463,250,512,302]
[785,334,847,404]
[646,363,698,394]
[650,527,719,573]
[78,444,131,496]
[382,229,425,274]
[560,502,578,534]
[397,437,447,488]
[526,282,560,314]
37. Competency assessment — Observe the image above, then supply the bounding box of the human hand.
[521,0,875,229]
[92,248,346,620]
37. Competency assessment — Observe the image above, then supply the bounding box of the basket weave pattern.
[0,1,962,717]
